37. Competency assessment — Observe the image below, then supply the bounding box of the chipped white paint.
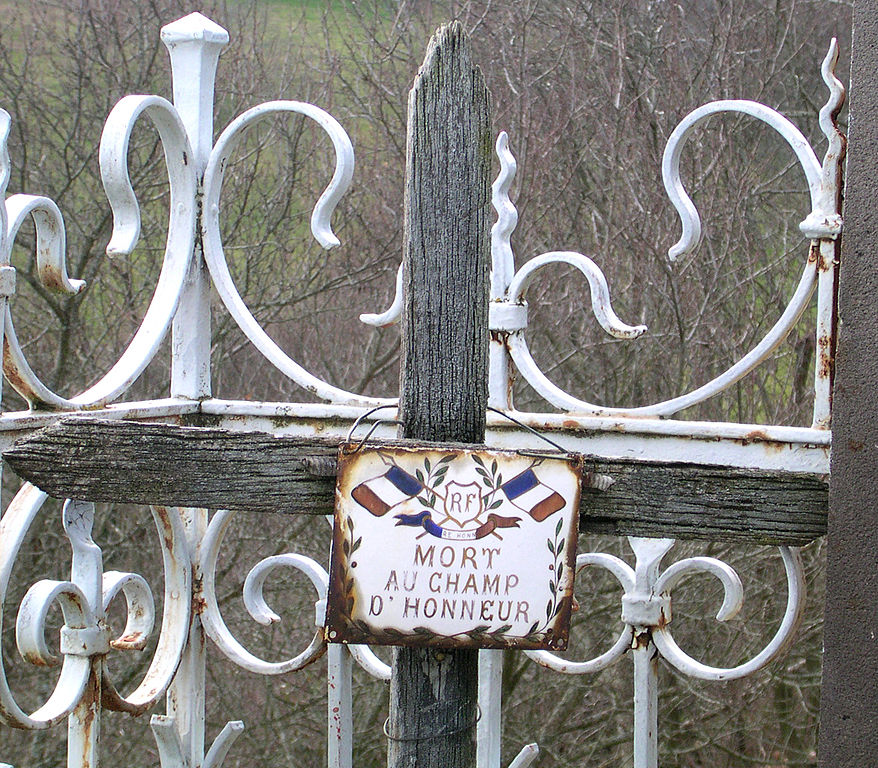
[525,539,804,768]
[2,93,196,410]
[1,492,190,734]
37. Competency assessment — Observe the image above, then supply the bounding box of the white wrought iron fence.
[0,12,842,768]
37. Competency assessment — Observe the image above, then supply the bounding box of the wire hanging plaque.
[325,444,582,650]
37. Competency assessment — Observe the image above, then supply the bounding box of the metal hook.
[346,403,399,442]
[344,419,402,455]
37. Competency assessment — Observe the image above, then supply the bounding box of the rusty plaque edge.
[325,443,582,651]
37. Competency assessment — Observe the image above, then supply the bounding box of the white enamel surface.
[526,552,634,674]
[0,492,190,729]
[151,714,244,768]
[507,251,647,341]
[101,571,155,650]
[522,537,807,765]
[490,132,518,301]
[100,506,191,715]
[812,40,846,429]
[508,744,540,768]
[327,645,353,768]
[0,110,10,255]
[330,447,580,646]
[632,639,659,768]
[507,257,817,417]
[360,262,404,327]
[163,13,226,402]
[4,195,85,293]
[478,649,504,768]
[489,42,843,424]
[487,131,518,411]
[0,485,90,729]
[158,18,225,765]
[663,100,822,261]
[347,644,391,679]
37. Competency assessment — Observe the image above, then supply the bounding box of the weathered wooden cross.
[5,14,867,768]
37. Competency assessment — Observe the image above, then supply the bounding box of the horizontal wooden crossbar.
[2,418,827,546]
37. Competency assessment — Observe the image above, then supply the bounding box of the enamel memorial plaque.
[325,445,582,650]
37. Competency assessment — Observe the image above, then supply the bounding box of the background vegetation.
[0,0,851,766]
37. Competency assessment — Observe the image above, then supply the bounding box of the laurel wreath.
[331,454,570,649]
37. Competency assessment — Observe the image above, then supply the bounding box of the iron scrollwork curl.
[1,97,197,410]
[0,489,191,729]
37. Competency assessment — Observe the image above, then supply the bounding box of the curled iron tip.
[819,37,845,143]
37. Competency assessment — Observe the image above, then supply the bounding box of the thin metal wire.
[346,403,399,441]
[487,406,569,454]
[343,419,403,454]
[344,405,571,458]
[383,704,482,743]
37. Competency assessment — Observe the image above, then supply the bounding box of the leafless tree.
[0,0,850,765]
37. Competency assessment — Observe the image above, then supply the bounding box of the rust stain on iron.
[152,507,177,554]
[735,430,786,454]
[38,264,66,293]
[78,668,100,767]
[817,331,834,379]
[111,627,147,650]
[817,248,836,272]
[22,652,56,667]
[192,574,207,615]
[738,430,769,445]
[3,338,37,405]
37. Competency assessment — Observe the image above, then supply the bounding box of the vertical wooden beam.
[388,21,491,768]
[819,3,878,764]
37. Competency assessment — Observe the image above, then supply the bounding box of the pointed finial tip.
[161,12,229,46]
[822,37,840,70]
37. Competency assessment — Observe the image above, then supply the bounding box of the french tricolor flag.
[500,468,565,522]
[351,466,424,517]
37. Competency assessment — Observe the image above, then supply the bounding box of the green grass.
[227,0,388,57]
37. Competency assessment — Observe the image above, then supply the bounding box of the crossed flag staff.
[349,451,566,542]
